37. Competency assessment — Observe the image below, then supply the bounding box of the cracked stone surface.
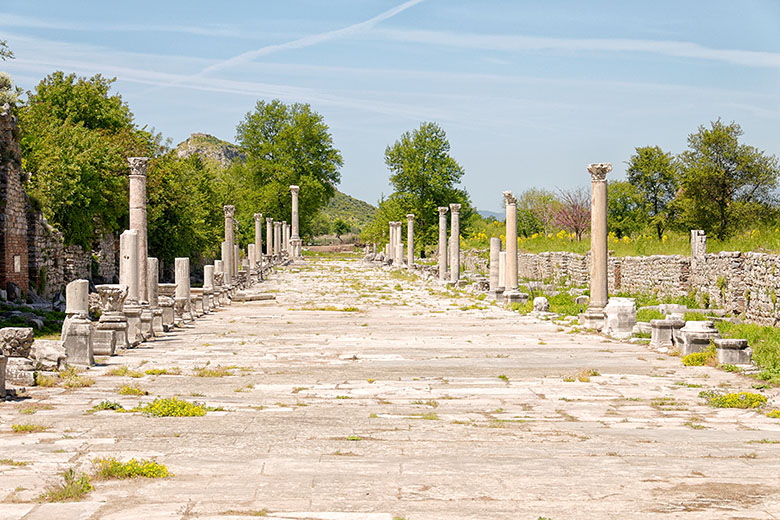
[2,255,780,519]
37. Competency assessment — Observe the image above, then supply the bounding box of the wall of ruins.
[514,249,780,326]
[2,104,119,299]
[0,104,29,293]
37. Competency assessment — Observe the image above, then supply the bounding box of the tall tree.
[677,120,780,239]
[607,180,644,238]
[234,99,342,242]
[18,72,154,248]
[626,146,677,239]
[553,186,590,240]
[371,122,472,249]
[517,188,559,236]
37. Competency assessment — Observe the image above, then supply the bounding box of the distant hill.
[323,190,377,230]
[478,209,504,221]
[175,133,246,168]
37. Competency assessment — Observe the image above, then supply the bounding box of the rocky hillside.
[174,133,245,169]
[323,190,376,230]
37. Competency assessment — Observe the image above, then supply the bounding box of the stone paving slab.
[2,256,780,519]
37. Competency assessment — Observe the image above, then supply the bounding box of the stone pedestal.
[437,207,448,280]
[603,297,637,339]
[679,321,721,356]
[147,257,164,334]
[94,284,128,355]
[61,279,94,366]
[175,257,193,324]
[158,284,176,331]
[140,305,154,339]
[203,265,215,311]
[650,318,684,348]
[449,204,461,283]
[715,338,752,365]
[119,230,142,346]
[579,163,611,330]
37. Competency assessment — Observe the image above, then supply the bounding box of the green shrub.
[682,352,710,366]
[699,391,767,409]
[135,397,206,417]
[39,468,93,502]
[12,423,48,433]
[93,457,170,479]
[766,409,780,419]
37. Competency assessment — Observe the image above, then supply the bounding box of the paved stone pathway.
[2,255,780,519]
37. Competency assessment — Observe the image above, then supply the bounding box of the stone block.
[0,327,34,357]
[29,340,66,371]
[604,297,637,339]
[62,318,94,367]
[92,329,117,357]
[533,296,550,312]
[504,291,529,306]
[679,321,721,356]
[5,357,35,385]
[715,338,752,365]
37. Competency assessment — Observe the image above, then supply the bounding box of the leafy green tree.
[368,122,472,251]
[607,180,644,238]
[0,72,17,106]
[233,99,342,243]
[18,72,153,247]
[626,146,678,239]
[0,40,13,61]
[516,188,559,236]
[677,120,780,239]
[333,219,350,242]
[146,155,224,268]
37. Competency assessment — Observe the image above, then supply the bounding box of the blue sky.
[2,0,780,212]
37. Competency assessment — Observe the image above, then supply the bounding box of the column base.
[503,290,529,306]
[579,308,606,331]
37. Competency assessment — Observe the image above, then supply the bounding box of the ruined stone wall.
[95,234,118,283]
[27,210,65,298]
[514,249,780,326]
[0,104,28,294]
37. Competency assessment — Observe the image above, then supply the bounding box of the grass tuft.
[38,468,92,502]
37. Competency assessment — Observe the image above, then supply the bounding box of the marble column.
[489,237,502,294]
[503,191,518,291]
[174,257,193,324]
[148,257,164,334]
[62,279,93,366]
[290,185,301,257]
[581,162,612,330]
[119,230,142,346]
[234,244,240,281]
[393,222,403,267]
[128,157,149,302]
[274,222,282,258]
[254,213,263,259]
[437,207,448,280]
[224,205,235,280]
[499,252,507,290]
[248,244,256,281]
[283,221,290,255]
[203,265,215,310]
[266,217,274,258]
[449,204,461,283]
[406,214,415,268]
[221,241,232,287]
[388,222,395,262]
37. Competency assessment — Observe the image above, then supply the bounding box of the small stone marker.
[603,297,637,339]
[714,338,752,365]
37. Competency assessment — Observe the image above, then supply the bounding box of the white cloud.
[375,28,780,69]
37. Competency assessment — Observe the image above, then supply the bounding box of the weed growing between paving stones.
[107,365,144,378]
[86,401,124,413]
[346,435,361,441]
[145,367,181,376]
[699,391,767,409]
[0,459,30,466]
[34,373,59,387]
[11,423,48,433]
[18,403,53,415]
[61,367,94,388]
[194,365,233,377]
[117,384,147,396]
[411,399,439,408]
[766,410,780,418]
[93,457,170,479]
[497,374,509,383]
[134,397,207,417]
[38,468,92,502]
[221,509,270,517]
[682,351,715,366]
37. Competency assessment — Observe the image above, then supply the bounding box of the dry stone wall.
[514,249,780,326]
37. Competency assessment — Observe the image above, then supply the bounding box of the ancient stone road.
[2,255,780,519]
